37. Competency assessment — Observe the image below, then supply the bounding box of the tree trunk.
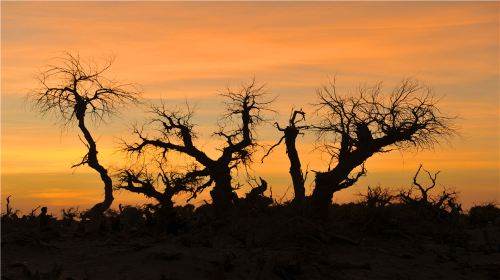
[311,171,338,218]
[310,156,367,218]
[77,106,114,215]
[284,127,305,202]
[209,167,236,218]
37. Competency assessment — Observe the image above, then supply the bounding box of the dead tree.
[126,80,273,217]
[361,186,394,208]
[245,177,269,200]
[116,160,205,210]
[262,109,309,203]
[29,53,139,215]
[399,164,440,205]
[242,177,273,209]
[5,195,12,217]
[399,164,461,214]
[311,78,455,217]
[2,195,15,219]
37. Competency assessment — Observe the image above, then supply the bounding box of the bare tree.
[399,164,461,214]
[400,164,440,205]
[262,109,309,203]
[311,78,455,217]
[116,159,205,210]
[29,53,139,216]
[360,186,395,208]
[245,177,269,201]
[125,80,274,217]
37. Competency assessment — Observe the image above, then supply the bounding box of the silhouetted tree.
[245,177,269,201]
[399,164,461,214]
[262,109,309,203]
[29,53,139,216]
[241,177,273,210]
[2,195,17,220]
[360,186,395,208]
[311,78,455,217]
[116,159,203,210]
[126,80,273,217]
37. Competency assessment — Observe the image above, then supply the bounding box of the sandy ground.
[2,217,499,280]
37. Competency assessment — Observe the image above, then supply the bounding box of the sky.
[1,1,499,214]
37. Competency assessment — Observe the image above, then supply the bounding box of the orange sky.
[1,2,499,214]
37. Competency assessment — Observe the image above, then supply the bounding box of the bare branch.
[263,109,309,202]
[29,53,141,215]
[338,164,367,190]
[123,79,275,215]
[311,78,456,216]
[261,135,285,163]
[30,52,140,127]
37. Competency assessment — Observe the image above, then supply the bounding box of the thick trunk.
[77,106,114,215]
[311,171,340,218]
[161,192,175,209]
[209,167,236,218]
[284,127,305,202]
[310,151,370,218]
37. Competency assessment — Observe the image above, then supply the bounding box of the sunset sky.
[1,1,498,214]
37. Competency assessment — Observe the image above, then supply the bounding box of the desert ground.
[2,201,499,280]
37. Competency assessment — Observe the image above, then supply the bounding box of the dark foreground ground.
[2,203,500,280]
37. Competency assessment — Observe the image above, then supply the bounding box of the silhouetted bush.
[469,203,500,227]
[359,186,395,208]
[398,165,462,223]
[61,207,79,227]
[118,204,145,231]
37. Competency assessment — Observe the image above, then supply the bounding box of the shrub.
[359,186,394,208]
[469,203,500,227]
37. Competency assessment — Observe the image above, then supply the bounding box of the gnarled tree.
[399,164,461,214]
[30,53,139,216]
[126,80,273,217]
[262,109,309,203]
[116,159,208,210]
[311,78,455,217]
